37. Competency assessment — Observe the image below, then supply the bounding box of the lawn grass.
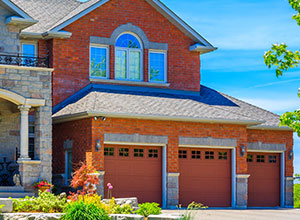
[295,184,300,208]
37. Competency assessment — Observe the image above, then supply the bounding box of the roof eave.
[247,125,293,131]
[20,31,72,40]
[5,16,38,30]
[190,44,218,54]
[52,111,264,126]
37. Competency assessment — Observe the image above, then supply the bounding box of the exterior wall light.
[96,139,101,152]
[240,145,246,157]
[289,150,294,160]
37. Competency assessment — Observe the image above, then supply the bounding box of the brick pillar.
[285,177,294,207]
[236,174,250,209]
[167,173,179,208]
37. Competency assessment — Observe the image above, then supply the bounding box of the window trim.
[115,32,143,81]
[89,44,110,79]
[21,41,37,57]
[148,50,167,84]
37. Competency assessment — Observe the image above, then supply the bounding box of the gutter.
[247,125,293,131]
[190,44,218,54]
[20,31,72,40]
[52,111,265,125]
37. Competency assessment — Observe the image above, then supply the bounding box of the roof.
[11,0,215,49]
[52,84,291,131]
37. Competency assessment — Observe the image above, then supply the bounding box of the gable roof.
[52,83,291,131]
[1,0,33,19]
[11,0,215,48]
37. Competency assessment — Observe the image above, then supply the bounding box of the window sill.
[89,78,170,87]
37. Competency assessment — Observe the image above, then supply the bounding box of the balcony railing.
[0,53,49,68]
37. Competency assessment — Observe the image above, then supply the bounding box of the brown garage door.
[104,144,162,205]
[179,148,232,207]
[247,152,280,207]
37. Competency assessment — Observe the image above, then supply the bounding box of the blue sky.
[162,0,300,174]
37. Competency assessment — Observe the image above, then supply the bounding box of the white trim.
[281,152,285,208]
[2,0,32,19]
[247,149,285,153]
[89,44,110,79]
[162,145,167,209]
[232,148,236,208]
[148,50,167,83]
[115,33,143,81]
[179,145,235,149]
[104,141,166,147]
[64,150,68,186]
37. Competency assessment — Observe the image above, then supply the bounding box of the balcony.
[0,53,49,68]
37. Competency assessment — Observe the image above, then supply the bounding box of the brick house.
[4,0,295,208]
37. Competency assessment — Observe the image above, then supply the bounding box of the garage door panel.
[247,152,280,207]
[104,145,162,205]
[179,148,231,207]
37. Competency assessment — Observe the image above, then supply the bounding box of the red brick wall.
[49,0,201,106]
[52,118,92,174]
[247,129,294,177]
[53,117,294,177]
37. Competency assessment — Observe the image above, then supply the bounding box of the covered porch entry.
[0,89,45,196]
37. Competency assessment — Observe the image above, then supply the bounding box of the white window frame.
[115,32,143,81]
[89,44,110,79]
[148,50,167,83]
[21,41,37,57]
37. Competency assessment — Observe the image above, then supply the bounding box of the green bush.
[295,184,300,208]
[135,202,161,217]
[60,201,110,220]
[12,191,67,213]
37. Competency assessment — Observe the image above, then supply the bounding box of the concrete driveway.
[163,209,300,220]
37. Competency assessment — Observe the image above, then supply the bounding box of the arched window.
[115,33,143,81]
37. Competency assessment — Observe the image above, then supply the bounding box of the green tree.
[264,0,300,135]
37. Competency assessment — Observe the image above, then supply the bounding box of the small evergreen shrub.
[135,202,161,217]
[295,184,300,208]
[60,201,110,220]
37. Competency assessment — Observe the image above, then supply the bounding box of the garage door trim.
[179,145,236,208]
[104,141,167,208]
[247,149,285,208]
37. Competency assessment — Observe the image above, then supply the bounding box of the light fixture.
[240,145,246,157]
[94,116,106,121]
[289,150,294,160]
[95,139,101,152]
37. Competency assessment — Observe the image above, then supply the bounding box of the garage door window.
[247,154,253,162]
[179,150,187,159]
[218,152,228,160]
[205,151,214,159]
[269,155,277,163]
[134,149,144,157]
[148,149,158,158]
[191,150,201,159]
[256,155,265,162]
[104,147,114,156]
[119,148,129,157]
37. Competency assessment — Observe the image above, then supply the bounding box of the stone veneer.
[236,174,250,209]
[285,177,294,207]
[0,65,53,191]
[167,173,179,208]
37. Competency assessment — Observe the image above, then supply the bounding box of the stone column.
[96,171,105,198]
[285,177,294,208]
[167,173,179,208]
[18,105,31,160]
[236,174,250,209]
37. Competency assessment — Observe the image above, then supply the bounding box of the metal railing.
[0,53,49,68]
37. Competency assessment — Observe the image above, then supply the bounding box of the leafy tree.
[264,0,300,135]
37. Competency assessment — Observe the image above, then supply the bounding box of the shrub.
[0,204,4,213]
[60,201,110,220]
[135,202,161,217]
[178,202,208,220]
[295,184,300,208]
[12,191,67,213]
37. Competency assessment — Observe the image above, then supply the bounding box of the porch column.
[18,105,31,160]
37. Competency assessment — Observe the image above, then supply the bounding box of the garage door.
[104,144,162,205]
[247,152,280,207]
[179,148,232,207]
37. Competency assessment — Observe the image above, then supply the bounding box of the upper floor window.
[149,51,167,83]
[90,45,109,78]
[21,42,36,66]
[115,33,143,81]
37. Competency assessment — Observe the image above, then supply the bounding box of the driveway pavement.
[163,209,300,220]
